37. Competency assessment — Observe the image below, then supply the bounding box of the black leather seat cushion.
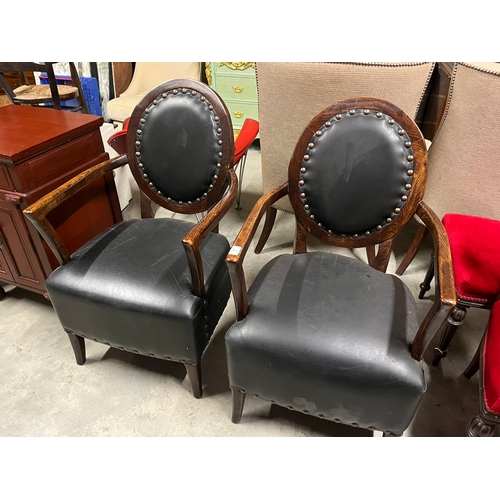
[225,252,426,435]
[46,218,231,364]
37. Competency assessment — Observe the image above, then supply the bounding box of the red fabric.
[483,301,500,415]
[107,118,130,155]
[443,214,500,303]
[234,119,259,164]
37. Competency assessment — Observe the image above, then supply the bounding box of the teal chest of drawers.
[206,62,258,136]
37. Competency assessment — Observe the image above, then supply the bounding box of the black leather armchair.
[24,79,237,399]
[224,97,456,435]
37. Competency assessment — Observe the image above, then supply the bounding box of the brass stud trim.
[386,218,392,223]
[402,195,408,201]
[181,88,187,93]
[398,129,405,136]
[376,225,382,231]
[315,131,322,136]
[303,155,309,161]
[388,119,395,125]
[376,112,382,118]
[395,208,401,214]
[325,121,332,127]
[300,167,306,173]
[349,109,356,115]
[336,114,342,120]
[363,109,370,115]
[300,193,306,198]
[407,155,414,161]
[405,184,412,190]
[407,170,414,176]
[299,180,305,186]
[308,143,314,149]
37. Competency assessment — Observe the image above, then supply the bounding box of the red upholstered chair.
[233,118,259,210]
[419,214,500,369]
[107,117,259,215]
[467,300,500,436]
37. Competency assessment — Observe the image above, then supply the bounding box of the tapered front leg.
[231,389,246,424]
[184,362,203,399]
[66,331,86,365]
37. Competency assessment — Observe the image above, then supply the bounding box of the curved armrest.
[23,155,128,266]
[226,181,289,320]
[182,168,238,298]
[411,201,457,360]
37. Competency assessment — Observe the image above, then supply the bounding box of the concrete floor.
[0,141,493,438]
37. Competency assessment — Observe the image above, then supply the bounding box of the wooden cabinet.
[0,105,122,298]
[206,63,258,135]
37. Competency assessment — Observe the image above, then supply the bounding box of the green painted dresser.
[205,62,258,136]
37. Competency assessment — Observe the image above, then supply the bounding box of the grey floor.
[0,142,492,438]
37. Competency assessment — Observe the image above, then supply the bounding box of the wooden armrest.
[226,181,289,320]
[411,201,456,360]
[182,168,238,298]
[23,155,128,266]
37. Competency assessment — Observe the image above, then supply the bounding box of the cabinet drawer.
[214,62,255,77]
[225,101,259,130]
[216,75,257,102]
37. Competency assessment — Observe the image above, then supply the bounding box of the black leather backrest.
[295,106,417,239]
[127,80,233,211]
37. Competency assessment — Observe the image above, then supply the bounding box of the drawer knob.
[232,86,244,93]
[234,111,245,118]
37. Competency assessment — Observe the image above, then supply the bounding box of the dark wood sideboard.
[0,105,122,298]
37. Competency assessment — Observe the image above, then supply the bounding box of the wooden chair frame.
[0,62,89,113]
[226,97,456,362]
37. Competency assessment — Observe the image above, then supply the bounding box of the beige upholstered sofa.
[106,62,202,124]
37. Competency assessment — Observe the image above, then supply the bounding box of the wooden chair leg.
[466,415,496,437]
[231,389,246,424]
[366,245,376,266]
[254,207,277,254]
[396,224,429,276]
[235,153,248,210]
[66,331,86,365]
[184,362,203,399]
[418,252,435,299]
[432,306,467,366]
[140,191,158,219]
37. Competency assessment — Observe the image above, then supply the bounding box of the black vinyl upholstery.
[137,92,222,203]
[226,252,425,435]
[47,219,231,364]
[298,111,414,237]
[225,98,430,435]
[37,79,236,399]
